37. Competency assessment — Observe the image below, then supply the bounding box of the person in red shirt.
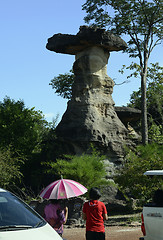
[82,187,108,240]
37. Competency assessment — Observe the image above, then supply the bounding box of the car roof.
[144,170,163,176]
[0,188,7,192]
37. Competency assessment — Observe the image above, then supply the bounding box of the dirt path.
[63,226,143,240]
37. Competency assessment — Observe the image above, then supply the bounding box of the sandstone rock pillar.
[46,26,129,163]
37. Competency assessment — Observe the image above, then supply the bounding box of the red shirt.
[83,200,107,232]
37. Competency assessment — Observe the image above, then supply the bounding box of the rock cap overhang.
[46,25,128,55]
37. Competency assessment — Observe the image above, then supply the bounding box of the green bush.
[114,143,163,206]
[42,150,109,191]
[149,121,163,144]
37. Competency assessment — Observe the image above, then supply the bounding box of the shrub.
[114,143,163,206]
[42,150,109,191]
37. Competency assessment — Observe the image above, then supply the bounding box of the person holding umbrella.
[44,199,68,237]
[82,187,108,240]
[40,177,87,237]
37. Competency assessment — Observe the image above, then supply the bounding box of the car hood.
[0,223,62,240]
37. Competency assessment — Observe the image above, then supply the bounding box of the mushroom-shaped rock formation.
[46,25,127,55]
[47,26,132,165]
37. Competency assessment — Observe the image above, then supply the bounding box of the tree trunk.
[141,55,148,145]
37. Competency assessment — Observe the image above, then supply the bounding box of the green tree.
[0,147,24,189]
[114,144,163,206]
[128,63,163,143]
[43,151,109,190]
[82,0,163,145]
[0,97,48,156]
[0,97,53,191]
[128,63,163,124]
[50,70,74,100]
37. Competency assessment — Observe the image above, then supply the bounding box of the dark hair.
[50,199,60,204]
[89,187,101,200]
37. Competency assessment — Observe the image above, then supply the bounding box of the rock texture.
[46,25,127,54]
[47,26,134,163]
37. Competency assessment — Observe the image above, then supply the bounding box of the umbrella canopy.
[40,178,87,199]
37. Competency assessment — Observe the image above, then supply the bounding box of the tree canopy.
[128,63,163,127]
[50,71,74,100]
[0,97,52,192]
[82,0,163,57]
[0,97,48,156]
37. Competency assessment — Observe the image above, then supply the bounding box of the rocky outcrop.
[115,106,141,143]
[46,26,136,164]
[115,106,141,127]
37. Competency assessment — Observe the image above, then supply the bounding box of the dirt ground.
[63,226,143,240]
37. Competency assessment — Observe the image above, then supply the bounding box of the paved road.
[63,226,143,240]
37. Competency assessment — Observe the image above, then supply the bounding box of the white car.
[0,188,63,240]
[140,170,163,240]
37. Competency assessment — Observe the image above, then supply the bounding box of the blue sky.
[0,0,162,123]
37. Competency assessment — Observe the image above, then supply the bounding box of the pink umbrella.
[40,178,87,199]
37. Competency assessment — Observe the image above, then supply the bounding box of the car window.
[0,192,46,228]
